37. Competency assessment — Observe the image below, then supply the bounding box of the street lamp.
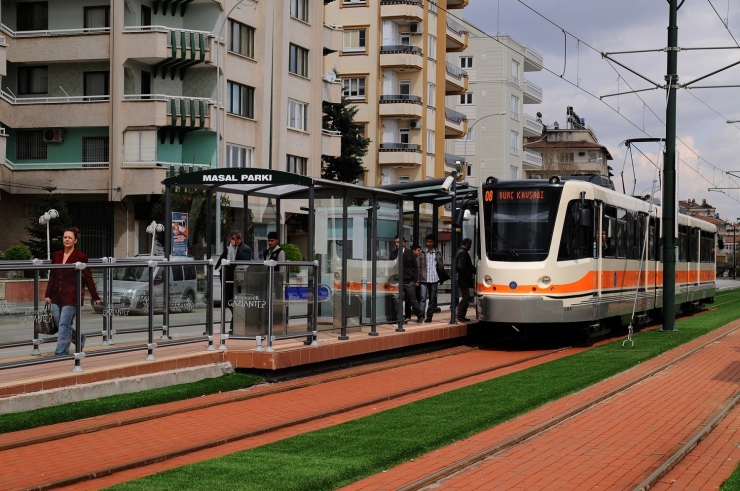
[146,221,164,256]
[735,219,739,280]
[38,209,59,260]
[463,112,506,180]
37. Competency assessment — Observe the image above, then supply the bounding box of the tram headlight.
[483,275,493,286]
[537,276,552,289]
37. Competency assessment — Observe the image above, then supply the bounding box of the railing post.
[31,260,43,355]
[146,260,157,361]
[162,258,170,340]
[266,260,275,353]
[72,265,85,372]
[106,258,116,345]
[218,258,228,351]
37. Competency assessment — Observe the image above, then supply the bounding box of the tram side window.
[690,228,700,263]
[700,231,713,263]
[648,218,655,261]
[603,206,617,258]
[557,199,594,261]
[678,225,688,262]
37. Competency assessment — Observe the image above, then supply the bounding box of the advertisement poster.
[172,212,189,257]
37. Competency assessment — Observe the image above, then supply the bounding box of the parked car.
[94,258,198,314]
[212,269,222,306]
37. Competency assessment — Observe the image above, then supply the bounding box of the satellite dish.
[325,71,337,82]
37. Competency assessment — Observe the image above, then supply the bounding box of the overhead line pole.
[662,0,679,331]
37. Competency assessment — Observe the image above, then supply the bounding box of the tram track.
[397,321,740,491]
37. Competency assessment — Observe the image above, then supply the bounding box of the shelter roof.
[378,177,478,205]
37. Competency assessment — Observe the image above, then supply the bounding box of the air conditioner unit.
[409,23,423,34]
[43,128,64,143]
[409,120,422,129]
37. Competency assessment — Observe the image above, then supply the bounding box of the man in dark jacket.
[215,230,252,332]
[395,236,424,324]
[455,237,475,322]
[418,234,444,322]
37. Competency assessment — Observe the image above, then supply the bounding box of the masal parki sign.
[202,174,273,182]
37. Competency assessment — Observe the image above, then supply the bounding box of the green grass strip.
[109,288,740,491]
[0,372,261,435]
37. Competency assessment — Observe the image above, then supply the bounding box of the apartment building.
[0,0,341,257]
[444,30,543,186]
[324,0,470,191]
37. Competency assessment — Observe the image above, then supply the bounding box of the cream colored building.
[0,0,341,258]
[324,0,470,190]
[444,29,543,186]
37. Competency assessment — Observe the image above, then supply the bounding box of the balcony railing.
[379,94,422,103]
[321,128,342,136]
[1,91,110,104]
[445,61,468,79]
[379,143,421,151]
[123,25,212,51]
[446,18,468,35]
[0,127,6,136]
[380,45,422,54]
[444,153,465,167]
[0,24,110,37]
[124,94,213,113]
[380,0,422,4]
[445,107,468,123]
[5,158,109,170]
[121,161,211,176]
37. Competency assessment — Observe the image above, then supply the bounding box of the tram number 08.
[484,190,494,202]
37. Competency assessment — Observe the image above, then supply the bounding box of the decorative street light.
[146,221,164,256]
[38,209,59,260]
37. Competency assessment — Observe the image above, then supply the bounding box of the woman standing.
[44,227,101,356]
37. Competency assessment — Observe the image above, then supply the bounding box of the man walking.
[418,234,444,323]
[395,236,424,324]
[455,237,475,322]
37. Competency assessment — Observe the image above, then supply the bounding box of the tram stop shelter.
[161,168,417,344]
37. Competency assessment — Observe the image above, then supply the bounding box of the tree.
[152,167,232,259]
[321,98,371,183]
[23,188,73,259]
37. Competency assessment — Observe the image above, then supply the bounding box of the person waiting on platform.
[418,234,444,323]
[216,230,252,333]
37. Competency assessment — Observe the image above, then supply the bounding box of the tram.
[475,175,717,338]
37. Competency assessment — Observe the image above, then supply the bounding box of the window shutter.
[124,131,140,162]
[140,131,156,162]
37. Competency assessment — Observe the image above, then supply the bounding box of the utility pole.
[661,0,679,331]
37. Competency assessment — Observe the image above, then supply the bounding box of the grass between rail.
[107,288,740,491]
[0,372,261,435]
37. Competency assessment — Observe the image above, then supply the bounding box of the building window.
[428,1,437,14]
[510,95,519,120]
[459,93,473,105]
[17,66,48,95]
[124,130,156,162]
[226,144,253,168]
[426,129,435,153]
[400,80,411,95]
[510,130,519,155]
[17,2,48,31]
[290,0,309,22]
[289,44,309,77]
[84,6,109,28]
[589,152,597,162]
[511,59,520,85]
[16,130,46,160]
[428,34,436,59]
[342,77,366,100]
[82,136,109,164]
[227,81,255,118]
[400,128,410,144]
[401,33,410,46]
[510,165,519,179]
[228,20,255,58]
[288,99,308,131]
[343,29,366,53]
[343,0,366,4]
[460,56,473,69]
[427,83,435,107]
[84,71,110,100]
[287,155,307,175]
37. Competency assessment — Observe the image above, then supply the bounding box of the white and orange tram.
[475,175,717,337]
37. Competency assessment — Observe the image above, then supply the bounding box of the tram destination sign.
[494,190,546,201]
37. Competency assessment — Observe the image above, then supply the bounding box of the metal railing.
[380,0,422,4]
[0,24,110,37]
[379,94,422,103]
[321,128,342,137]
[445,61,468,79]
[1,90,110,104]
[5,158,109,170]
[379,142,421,151]
[380,45,422,54]
[123,25,212,51]
[446,18,469,35]
[445,107,468,123]
[444,153,465,167]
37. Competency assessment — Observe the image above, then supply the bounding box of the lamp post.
[463,111,506,180]
[38,209,59,260]
[146,221,164,256]
[735,220,739,280]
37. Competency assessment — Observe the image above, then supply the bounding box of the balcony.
[380,45,423,71]
[1,158,109,195]
[378,143,422,167]
[378,94,423,119]
[323,23,343,56]
[380,0,424,22]
[444,61,468,95]
[0,128,6,163]
[122,26,214,79]
[523,79,543,104]
[524,46,544,72]
[522,149,543,170]
[0,37,5,77]
[524,114,544,138]
[444,153,465,168]
[321,129,342,157]
[446,0,470,8]
[445,18,469,52]
[323,77,342,105]
[0,91,110,128]
[0,24,110,63]
[122,94,215,130]
[444,107,468,138]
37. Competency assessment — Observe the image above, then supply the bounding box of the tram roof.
[162,168,404,200]
[378,178,478,204]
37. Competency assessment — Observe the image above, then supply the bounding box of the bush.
[3,245,32,261]
[280,243,303,274]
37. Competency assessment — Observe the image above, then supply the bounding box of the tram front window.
[483,186,562,262]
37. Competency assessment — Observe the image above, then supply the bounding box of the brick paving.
[342,318,740,491]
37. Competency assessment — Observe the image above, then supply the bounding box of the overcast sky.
[458,0,740,223]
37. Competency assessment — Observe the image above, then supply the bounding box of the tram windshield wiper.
[491,227,519,257]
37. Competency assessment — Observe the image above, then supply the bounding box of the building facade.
[444,30,543,186]
[0,0,341,258]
